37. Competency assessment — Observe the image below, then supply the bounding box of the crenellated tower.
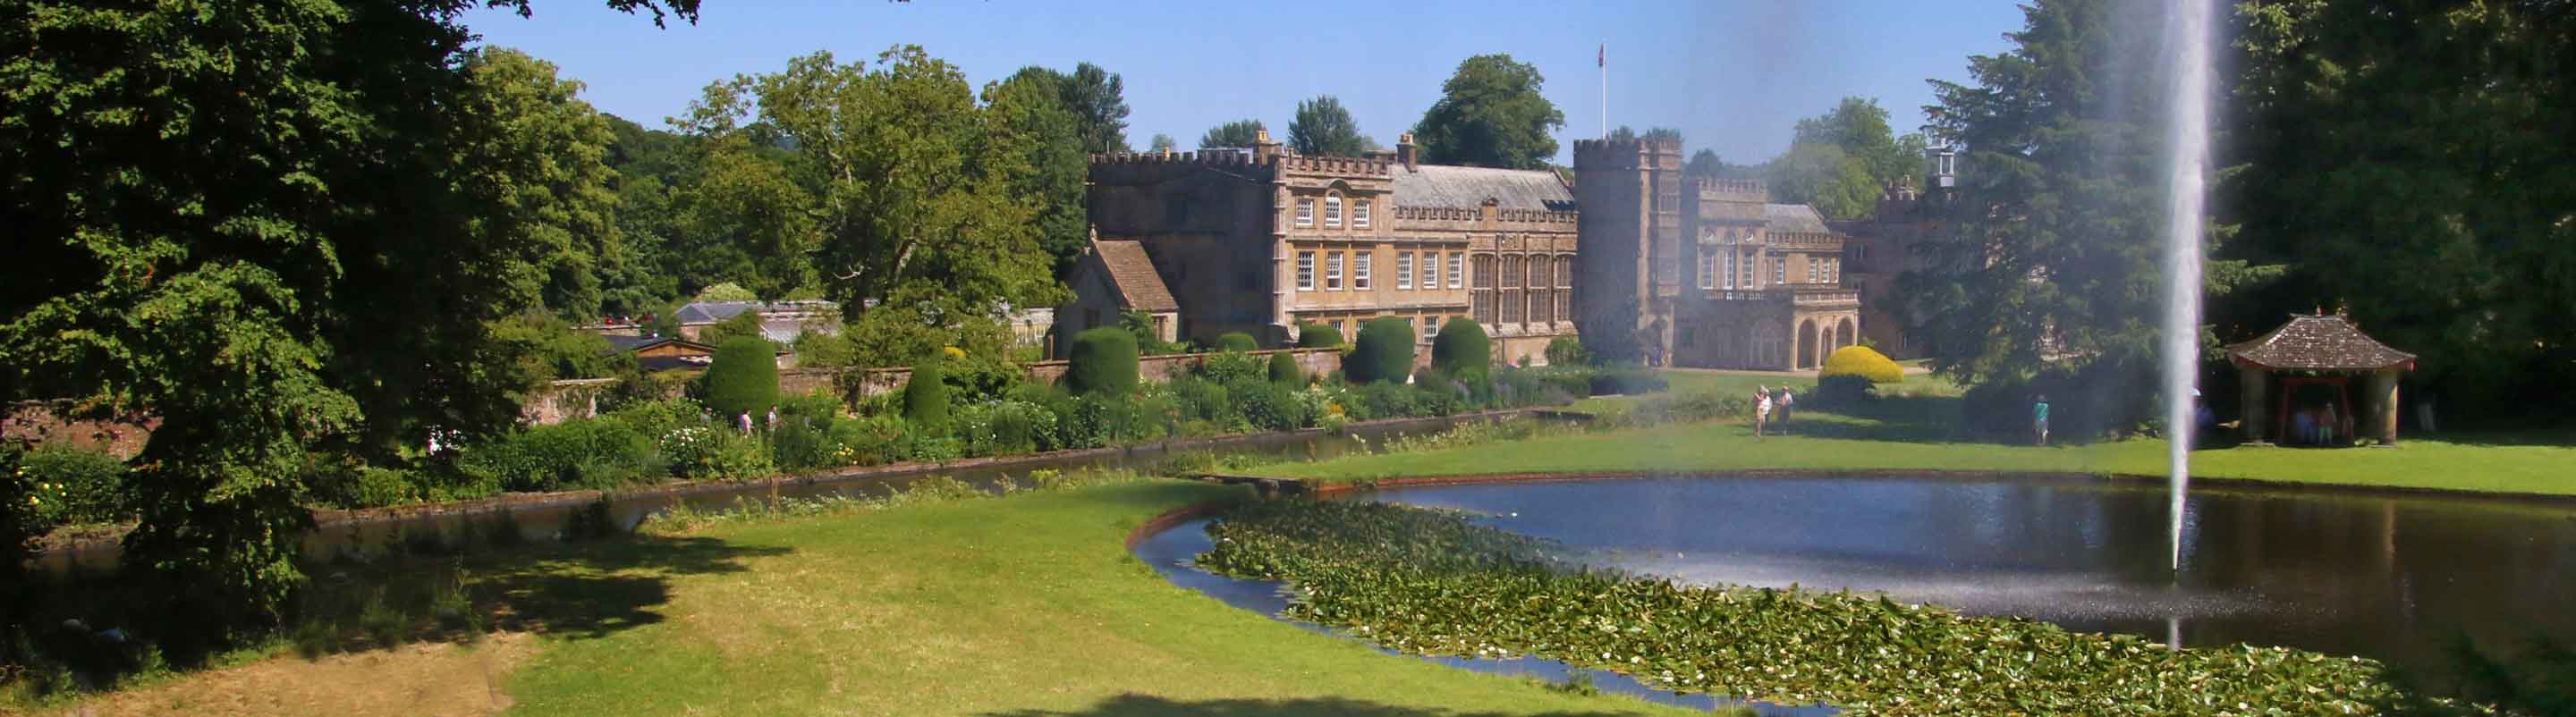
[1572,136,1683,364]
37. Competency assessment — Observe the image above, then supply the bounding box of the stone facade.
[1081,131,1579,366]
[1572,138,1859,371]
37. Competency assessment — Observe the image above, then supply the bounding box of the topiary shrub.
[1267,351,1303,385]
[703,337,781,419]
[902,356,950,430]
[1346,316,1417,384]
[1820,345,1905,384]
[1215,332,1258,353]
[1295,322,1343,349]
[1431,317,1490,376]
[1066,327,1140,396]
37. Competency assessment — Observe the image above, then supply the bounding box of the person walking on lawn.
[2033,394,2052,446]
[1754,385,1773,439]
[1775,387,1796,431]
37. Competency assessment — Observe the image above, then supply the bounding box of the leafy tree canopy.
[995,67,1095,277]
[1289,96,1368,157]
[0,0,691,645]
[679,46,1067,369]
[1148,133,1178,152]
[1199,119,1267,149]
[1413,55,1564,169]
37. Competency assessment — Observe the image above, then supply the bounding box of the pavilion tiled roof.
[1091,240,1179,312]
[2225,314,2416,372]
[1392,164,1578,212]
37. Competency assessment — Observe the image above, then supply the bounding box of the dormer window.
[1354,199,1371,229]
[1324,195,1343,228]
[1295,198,1315,227]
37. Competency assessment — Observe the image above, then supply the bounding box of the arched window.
[1324,193,1344,228]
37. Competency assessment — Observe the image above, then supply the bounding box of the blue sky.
[462,0,2028,165]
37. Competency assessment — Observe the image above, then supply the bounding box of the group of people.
[1751,384,1796,438]
[2289,402,2346,446]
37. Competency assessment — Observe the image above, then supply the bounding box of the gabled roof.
[1393,164,1577,212]
[1091,240,1179,312]
[2226,314,2416,372]
[1764,204,1831,234]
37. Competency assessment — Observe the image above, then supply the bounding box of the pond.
[1359,475,2576,693]
[1137,473,2576,709]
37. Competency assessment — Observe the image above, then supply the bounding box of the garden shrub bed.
[1197,499,2428,716]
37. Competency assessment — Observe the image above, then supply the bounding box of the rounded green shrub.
[1066,327,1140,396]
[703,337,781,418]
[1345,316,1417,384]
[1430,317,1490,376]
[902,356,950,430]
[1545,335,1590,367]
[1821,345,1905,384]
[1295,322,1343,349]
[1267,351,1303,385]
[1215,332,1258,353]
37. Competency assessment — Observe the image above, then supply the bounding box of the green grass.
[1277,372,2576,497]
[493,480,1705,717]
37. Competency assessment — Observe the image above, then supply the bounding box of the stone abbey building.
[1062,133,1864,370]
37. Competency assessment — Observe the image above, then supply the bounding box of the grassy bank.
[1271,374,2576,497]
[63,479,1702,717]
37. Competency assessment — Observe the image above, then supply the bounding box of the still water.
[1362,475,2576,689]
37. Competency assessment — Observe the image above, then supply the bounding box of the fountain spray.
[2163,0,2214,572]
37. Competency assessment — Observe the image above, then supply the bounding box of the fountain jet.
[2163,0,2215,572]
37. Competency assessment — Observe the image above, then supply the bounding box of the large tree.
[1411,55,1565,169]
[1767,142,1878,221]
[0,0,696,646]
[1199,119,1266,149]
[1288,95,1367,157]
[464,48,626,323]
[1148,133,1178,153]
[995,68,1095,277]
[2228,0,2576,414]
[1006,63,1131,155]
[680,47,1065,367]
[1889,0,2253,429]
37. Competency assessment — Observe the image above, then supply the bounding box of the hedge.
[703,337,781,418]
[1346,316,1416,384]
[1821,345,1904,384]
[1430,317,1490,376]
[1215,332,1258,352]
[1066,327,1140,396]
[1267,350,1303,385]
[1295,322,1343,349]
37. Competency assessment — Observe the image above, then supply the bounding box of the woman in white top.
[1754,385,1773,439]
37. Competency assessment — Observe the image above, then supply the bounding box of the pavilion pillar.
[2368,368,2401,445]
[2238,364,2270,443]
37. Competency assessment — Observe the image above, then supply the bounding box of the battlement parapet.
[1275,155,1392,177]
[1388,206,1580,225]
[1572,136,1682,170]
[1089,148,1265,167]
[1695,178,1768,202]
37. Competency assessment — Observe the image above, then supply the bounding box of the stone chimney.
[1396,131,1418,171]
[1253,128,1283,161]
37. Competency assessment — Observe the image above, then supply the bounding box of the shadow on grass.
[983,694,1671,717]
[1775,395,1984,444]
[2,533,790,704]
[469,534,792,640]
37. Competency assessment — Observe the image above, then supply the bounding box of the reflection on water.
[1362,476,2576,689]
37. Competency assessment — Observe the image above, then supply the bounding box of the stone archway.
[1837,318,1856,354]
[1796,320,1819,370]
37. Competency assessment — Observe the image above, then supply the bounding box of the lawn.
[71,480,1703,717]
[1270,373,2576,497]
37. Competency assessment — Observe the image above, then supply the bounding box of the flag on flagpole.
[1597,43,1605,68]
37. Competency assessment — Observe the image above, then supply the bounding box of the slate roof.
[1091,240,1179,312]
[2225,314,2416,371]
[673,299,838,325]
[1764,204,1831,234]
[1393,164,1578,212]
[599,334,715,354]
